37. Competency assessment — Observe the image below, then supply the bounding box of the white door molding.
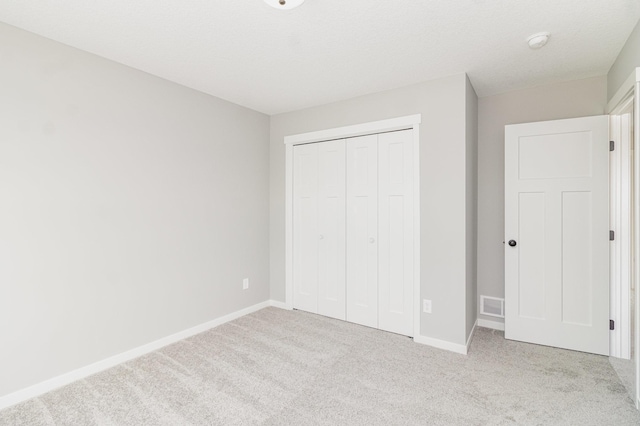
[635,75,640,411]
[284,114,422,339]
[607,67,640,409]
[284,114,422,146]
[607,68,640,114]
[609,96,633,360]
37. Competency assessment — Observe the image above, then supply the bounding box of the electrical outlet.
[423,299,432,313]
[243,278,249,290]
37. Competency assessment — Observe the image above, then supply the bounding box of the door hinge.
[610,230,615,241]
[610,140,615,151]
[610,319,615,330]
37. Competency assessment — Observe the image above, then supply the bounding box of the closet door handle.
[319,234,324,240]
[369,237,376,244]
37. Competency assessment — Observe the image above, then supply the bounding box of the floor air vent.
[480,295,505,318]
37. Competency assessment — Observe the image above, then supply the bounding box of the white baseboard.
[413,320,477,356]
[0,300,272,411]
[466,319,478,352]
[414,335,468,355]
[478,318,505,331]
[269,300,292,310]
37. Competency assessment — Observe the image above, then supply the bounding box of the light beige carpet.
[1,307,639,425]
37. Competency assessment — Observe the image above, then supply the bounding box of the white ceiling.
[1,1,639,114]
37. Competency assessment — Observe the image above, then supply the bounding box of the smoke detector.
[264,0,305,9]
[527,32,550,49]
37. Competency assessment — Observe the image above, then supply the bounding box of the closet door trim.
[285,114,422,339]
[284,114,421,146]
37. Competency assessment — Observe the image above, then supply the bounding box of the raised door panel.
[377,130,414,336]
[317,140,346,320]
[517,192,546,320]
[346,134,378,328]
[293,143,319,313]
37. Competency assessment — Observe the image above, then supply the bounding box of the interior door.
[317,140,346,320]
[505,115,609,355]
[378,130,414,336]
[346,134,378,328]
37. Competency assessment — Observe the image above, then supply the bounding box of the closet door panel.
[317,140,346,320]
[378,130,414,336]
[346,134,378,328]
[293,143,319,313]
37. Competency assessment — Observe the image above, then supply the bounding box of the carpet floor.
[1,307,639,425]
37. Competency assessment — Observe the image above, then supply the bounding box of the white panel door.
[378,130,414,336]
[317,140,346,320]
[293,143,319,313]
[346,134,378,328]
[505,115,609,355]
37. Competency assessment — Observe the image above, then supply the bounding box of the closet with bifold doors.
[292,129,415,337]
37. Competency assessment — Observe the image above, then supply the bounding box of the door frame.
[607,66,640,409]
[609,95,633,360]
[284,114,422,338]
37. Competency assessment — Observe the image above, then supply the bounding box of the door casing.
[607,66,640,410]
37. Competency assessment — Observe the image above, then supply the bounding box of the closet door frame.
[284,114,422,338]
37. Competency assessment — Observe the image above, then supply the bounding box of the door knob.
[508,240,517,247]
[369,237,376,244]
[319,234,324,240]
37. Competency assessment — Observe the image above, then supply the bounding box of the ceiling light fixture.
[264,0,305,10]
[527,32,550,49]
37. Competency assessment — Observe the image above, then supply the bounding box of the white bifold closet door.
[293,140,346,320]
[293,129,414,337]
[346,130,414,336]
[377,130,414,336]
[346,134,379,328]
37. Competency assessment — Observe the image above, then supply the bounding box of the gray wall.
[608,18,640,101]
[476,76,607,324]
[0,23,270,398]
[465,76,479,339]
[270,74,474,345]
